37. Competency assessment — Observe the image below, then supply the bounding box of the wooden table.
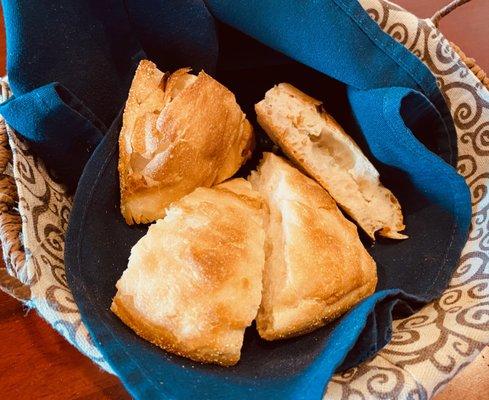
[0,1,487,399]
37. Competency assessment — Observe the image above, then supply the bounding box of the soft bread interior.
[248,164,285,337]
[119,63,198,224]
[255,83,406,239]
[123,67,197,175]
[112,178,265,366]
[249,153,377,340]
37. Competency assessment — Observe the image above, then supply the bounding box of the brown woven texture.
[450,42,489,90]
[431,0,489,91]
[0,1,486,305]
[0,79,30,301]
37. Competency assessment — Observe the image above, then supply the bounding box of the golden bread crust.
[111,179,265,365]
[249,153,377,340]
[119,60,253,225]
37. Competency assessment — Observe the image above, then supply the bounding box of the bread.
[111,178,265,366]
[119,60,253,225]
[255,83,406,240]
[248,153,377,340]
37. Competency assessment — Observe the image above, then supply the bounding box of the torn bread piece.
[119,60,253,225]
[249,153,377,340]
[111,178,265,366]
[255,83,406,239]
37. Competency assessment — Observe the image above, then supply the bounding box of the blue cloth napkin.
[1,0,471,398]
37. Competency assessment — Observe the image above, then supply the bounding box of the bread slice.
[119,60,254,225]
[249,153,377,340]
[111,178,265,366]
[255,83,406,240]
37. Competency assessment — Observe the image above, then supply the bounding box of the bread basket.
[0,0,488,397]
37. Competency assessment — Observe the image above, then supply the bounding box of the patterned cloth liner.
[0,0,487,397]
[0,116,112,371]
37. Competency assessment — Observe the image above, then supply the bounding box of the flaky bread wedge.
[111,178,265,366]
[119,60,253,225]
[255,83,406,239]
[249,153,377,341]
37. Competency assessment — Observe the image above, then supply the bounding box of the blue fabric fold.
[340,86,471,369]
[0,83,105,187]
[348,86,466,215]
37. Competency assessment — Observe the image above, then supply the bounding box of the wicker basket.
[0,0,487,397]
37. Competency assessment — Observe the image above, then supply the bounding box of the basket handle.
[431,0,473,27]
[430,0,489,91]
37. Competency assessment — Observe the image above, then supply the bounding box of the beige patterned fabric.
[0,1,487,397]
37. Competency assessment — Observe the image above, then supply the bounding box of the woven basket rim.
[0,79,30,301]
